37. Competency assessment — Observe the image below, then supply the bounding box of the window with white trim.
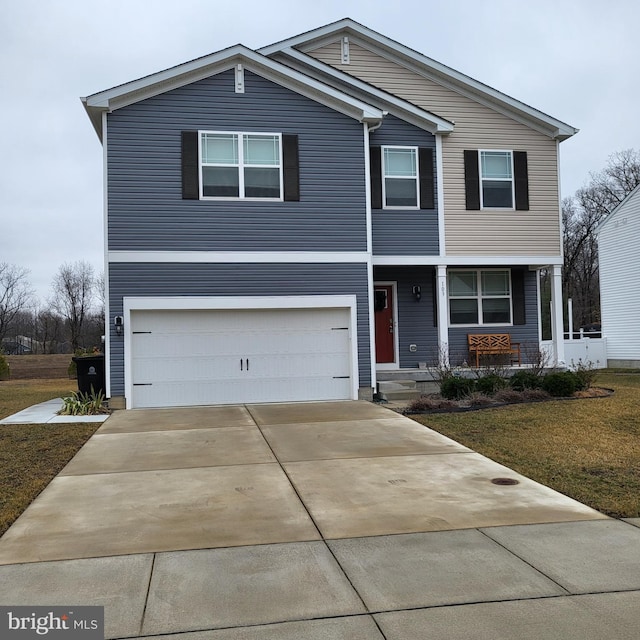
[480,150,514,208]
[449,269,512,325]
[382,146,419,208]
[200,132,282,199]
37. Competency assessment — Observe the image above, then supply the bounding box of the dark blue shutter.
[181,131,199,200]
[282,134,300,202]
[464,150,480,210]
[370,146,382,210]
[514,151,529,210]
[512,269,526,325]
[419,147,435,210]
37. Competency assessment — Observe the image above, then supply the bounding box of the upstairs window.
[200,132,282,199]
[463,149,529,211]
[480,150,513,208]
[449,269,512,325]
[370,146,435,210]
[382,146,419,208]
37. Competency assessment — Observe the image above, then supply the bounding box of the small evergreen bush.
[475,373,507,396]
[541,371,579,397]
[0,354,9,380]
[509,370,543,391]
[440,376,476,400]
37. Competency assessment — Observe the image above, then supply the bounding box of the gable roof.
[259,18,578,141]
[82,45,385,140]
[595,182,640,236]
[269,47,454,135]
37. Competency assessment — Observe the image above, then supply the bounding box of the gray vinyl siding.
[374,266,438,367]
[108,262,370,395]
[369,116,438,255]
[107,70,367,252]
[448,268,539,365]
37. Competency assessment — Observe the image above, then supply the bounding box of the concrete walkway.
[0,398,110,424]
[0,401,639,639]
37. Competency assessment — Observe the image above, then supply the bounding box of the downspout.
[364,115,384,398]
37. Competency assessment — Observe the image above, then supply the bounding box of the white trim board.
[372,255,563,267]
[108,251,561,266]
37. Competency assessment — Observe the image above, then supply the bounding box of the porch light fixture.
[412,285,422,301]
[114,315,124,336]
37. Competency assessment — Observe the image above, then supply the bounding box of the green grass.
[411,371,640,518]
[0,379,100,536]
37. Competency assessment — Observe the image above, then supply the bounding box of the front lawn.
[410,370,640,518]
[0,379,100,537]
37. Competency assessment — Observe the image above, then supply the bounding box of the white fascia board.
[259,18,357,55]
[260,19,577,141]
[277,48,454,135]
[109,251,369,263]
[82,45,382,140]
[372,255,563,267]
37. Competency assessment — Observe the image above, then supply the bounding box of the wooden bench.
[467,333,521,368]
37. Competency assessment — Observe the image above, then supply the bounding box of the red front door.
[374,285,395,364]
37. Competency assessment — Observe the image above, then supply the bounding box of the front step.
[377,380,422,402]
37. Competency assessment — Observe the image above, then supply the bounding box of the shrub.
[406,396,457,412]
[59,389,109,416]
[509,370,543,391]
[571,359,597,391]
[520,388,551,402]
[475,373,507,396]
[67,360,77,379]
[466,392,493,407]
[541,371,579,397]
[440,376,476,400]
[0,354,9,380]
[494,388,526,404]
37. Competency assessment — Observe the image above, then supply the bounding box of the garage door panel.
[130,307,355,408]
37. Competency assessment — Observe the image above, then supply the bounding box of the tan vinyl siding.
[308,41,561,256]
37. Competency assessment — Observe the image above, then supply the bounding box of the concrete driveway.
[1,401,639,639]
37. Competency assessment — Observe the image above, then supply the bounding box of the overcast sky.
[1,0,638,303]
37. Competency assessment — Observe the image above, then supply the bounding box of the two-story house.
[82,19,576,409]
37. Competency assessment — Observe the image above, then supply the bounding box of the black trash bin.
[73,355,106,396]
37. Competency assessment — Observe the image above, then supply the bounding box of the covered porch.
[371,263,567,392]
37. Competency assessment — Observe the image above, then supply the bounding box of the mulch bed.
[399,387,614,415]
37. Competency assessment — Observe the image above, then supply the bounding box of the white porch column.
[437,265,449,366]
[551,264,565,365]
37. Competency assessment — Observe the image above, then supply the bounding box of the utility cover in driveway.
[130,308,353,408]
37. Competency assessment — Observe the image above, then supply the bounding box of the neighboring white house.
[596,183,640,368]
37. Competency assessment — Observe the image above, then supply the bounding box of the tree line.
[2,149,639,353]
[540,148,640,338]
[0,261,103,355]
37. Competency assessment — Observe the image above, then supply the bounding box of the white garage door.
[130,307,354,408]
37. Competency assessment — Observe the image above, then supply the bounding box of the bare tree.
[562,149,640,329]
[36,309,64,354]
[50,261,96,351]
[0,263,33,345]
